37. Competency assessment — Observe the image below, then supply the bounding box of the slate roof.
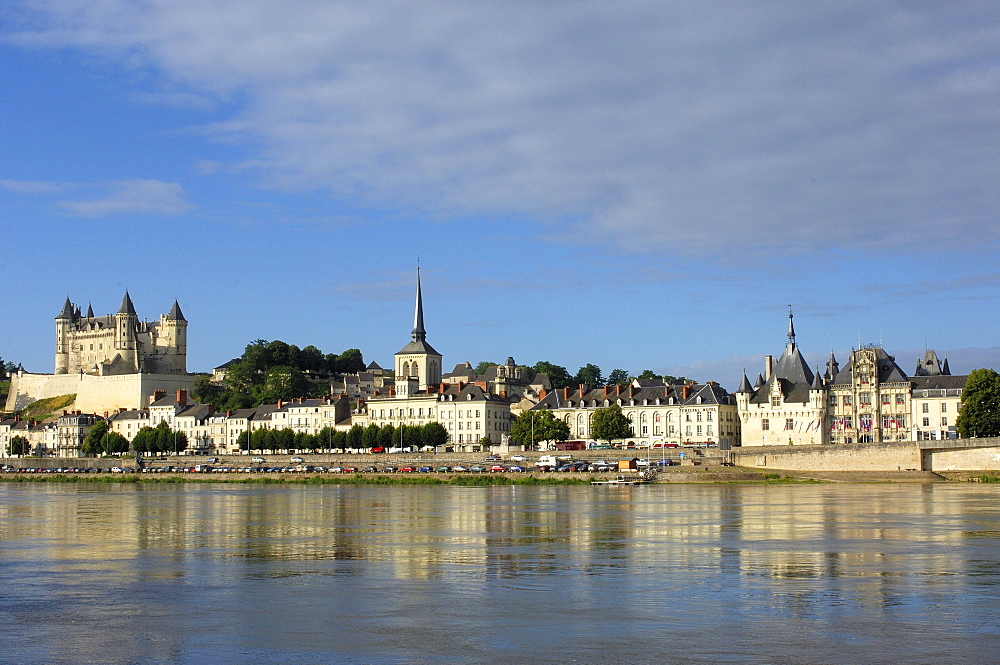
[166,300,186,321]
[532,382,735,410]
[831,347,909,385]
[909,375,967,392]
[118,291,137,316]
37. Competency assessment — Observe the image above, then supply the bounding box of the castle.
[55,292,187,375]
[4,293,194,414]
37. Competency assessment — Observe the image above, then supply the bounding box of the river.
[1,482,998,664]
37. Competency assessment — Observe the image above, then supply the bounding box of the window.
[843,395,852,407]
[785,418,794,431]
[922,403,929,413]
[922,417,930,427]
[829,395,838,406]
[941,403,947,413]
[881,394,891,405]
[859,393,872,407]
[707,426,713,436]
[697,412,703,422]
[941,417,948,426]
[685,426,692,436]
[771,397,781,407]
[896,394,905,405]
[707,412,713,421]
[696,426,703,436]
[762,419,770,431]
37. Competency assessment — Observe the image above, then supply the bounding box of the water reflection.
[1,483,999,664]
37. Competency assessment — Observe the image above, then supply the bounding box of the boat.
[592,474,650,485]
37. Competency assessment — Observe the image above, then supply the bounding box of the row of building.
[0,277,972,457]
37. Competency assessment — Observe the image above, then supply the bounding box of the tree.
[191,374,221,404]
[510,410,570,449]
[574,364,604,387]
[957,368,1000,438]
[637,369,660,380]
[103,432,130,455]
[346,424,364,450]
[81,420,110,457]
[316,426,336,452]
[590,404,634,445]
[422,421,449,447]
[361,423,380,449]
[607,369,630,386]
[333,348,366,374]
[532,361,573,390]
[332,430,347,452]
[131,426,156,454]
[8,435,29,456]
[257,366,309,404]
[377,424,395,448]
[474,361,497,376]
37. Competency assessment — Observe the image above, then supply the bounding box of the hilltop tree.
[574,364,605,388]
[532,361,573,390]
[474,361,498,376]
[590,404,634,445]
[607,369,630,386]
[957,368,1000,438]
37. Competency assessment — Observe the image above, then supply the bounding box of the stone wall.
[731,441,922,471]
[6,372,196,414]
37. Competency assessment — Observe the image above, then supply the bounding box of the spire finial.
[787,305,795,347]
[411,265,426,343]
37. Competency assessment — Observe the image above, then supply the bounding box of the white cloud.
[56,179,192,217]
[6,2,1000,258]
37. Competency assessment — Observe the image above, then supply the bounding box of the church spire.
[411,267,426,343]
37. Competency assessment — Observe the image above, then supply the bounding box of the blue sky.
[2,2,999,390]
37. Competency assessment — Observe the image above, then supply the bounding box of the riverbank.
[1,466,983,484]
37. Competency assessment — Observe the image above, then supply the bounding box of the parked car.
[510,455,527,462]
[362,466,379,473]
[452,465,469,472]
[489,465,506,472]
[251,456,266,464]
[470,465,485,473]
[508,465,526,472]
[435,465,451,473]
[417,466,433,473]
[290,456,305,464]
[343,466,359,473]
[485,455,503,462]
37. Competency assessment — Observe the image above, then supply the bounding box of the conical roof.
[57,297,74,319]
[118,291,137,316]
[85,303,95,318]
[737,372,753,394]
[167,300,186,321]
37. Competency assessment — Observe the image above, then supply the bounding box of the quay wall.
[731,442,923,472]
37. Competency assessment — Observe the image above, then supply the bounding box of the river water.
[1,482,998,665]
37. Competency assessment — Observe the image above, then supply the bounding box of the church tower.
[394,267,442,390]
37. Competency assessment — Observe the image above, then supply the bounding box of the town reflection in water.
[1,482,998,664]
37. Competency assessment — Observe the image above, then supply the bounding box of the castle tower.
[394,267,442,390]
[54,297,75,374]
[159,300,188,374]
[115,291,140,372]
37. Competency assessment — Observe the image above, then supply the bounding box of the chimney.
[579,384,586,396]
[277,399,283,409]
[604,385,610,398]
[475,380,488,391]
[563,386,570,400]
[682,385,690,400]
[628,385,634,398]
[616,384,622,396]
[226,410,232,417]
[765,355,774,381]
[499,391,508,399]
[207,404,216,415]
[151,390,165,405]
[176,389,188,407]
[538,389,547,400]
[440,383,447,393]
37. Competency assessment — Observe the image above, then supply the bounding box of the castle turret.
[115,291,139,372]
[158,300,188,374]
[54,297,75,374]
